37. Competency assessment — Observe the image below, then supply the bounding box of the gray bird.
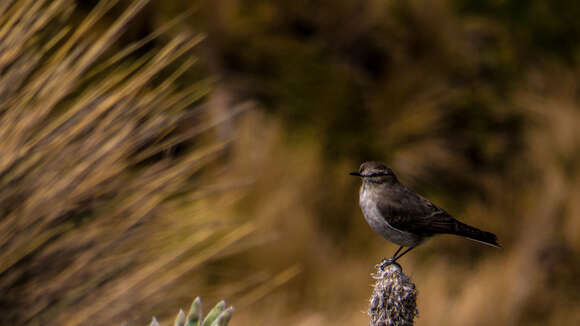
[350,161,500,268]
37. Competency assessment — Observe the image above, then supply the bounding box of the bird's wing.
[376,189,458,237]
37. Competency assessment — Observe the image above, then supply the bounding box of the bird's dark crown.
[350,161,397,179]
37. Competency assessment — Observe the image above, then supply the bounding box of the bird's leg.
[392,246,404,259]
[392,246,415,262]
[379,246,404,270]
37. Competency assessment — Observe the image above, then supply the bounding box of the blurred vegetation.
[0,0,248,325]
[1,0,580,325]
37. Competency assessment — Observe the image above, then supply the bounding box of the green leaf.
[175,309,186,326]
[185,297,202,326]
[201,301,226,326]
[210,307,234,326]
[150,317,160,326]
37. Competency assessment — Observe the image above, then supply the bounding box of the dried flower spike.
[369,262,418,326]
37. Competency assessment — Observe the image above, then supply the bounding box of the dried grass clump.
[369,263,418,326]
[0,0,247,325]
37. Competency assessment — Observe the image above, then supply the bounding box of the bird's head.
[350,161,398,184]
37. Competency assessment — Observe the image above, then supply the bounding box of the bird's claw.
[379,258,395,270]
[378,258,402,272]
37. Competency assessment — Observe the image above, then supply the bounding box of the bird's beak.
[349,171,361,176]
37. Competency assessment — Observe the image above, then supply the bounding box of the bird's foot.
[377,258,402,272]
[379,258,395,270]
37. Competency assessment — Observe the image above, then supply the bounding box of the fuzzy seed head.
[369,263,418,326]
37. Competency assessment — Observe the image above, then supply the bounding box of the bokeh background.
[1,0,580,325]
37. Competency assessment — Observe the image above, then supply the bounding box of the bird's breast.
[358,185,424,247]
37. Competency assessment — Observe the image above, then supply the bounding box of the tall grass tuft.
[0,0,249,325]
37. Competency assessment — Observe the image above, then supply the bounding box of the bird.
[350,161,500,268]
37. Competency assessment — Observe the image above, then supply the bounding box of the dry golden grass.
[0,1,252,325]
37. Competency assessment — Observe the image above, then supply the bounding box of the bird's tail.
[453,220,502,248]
